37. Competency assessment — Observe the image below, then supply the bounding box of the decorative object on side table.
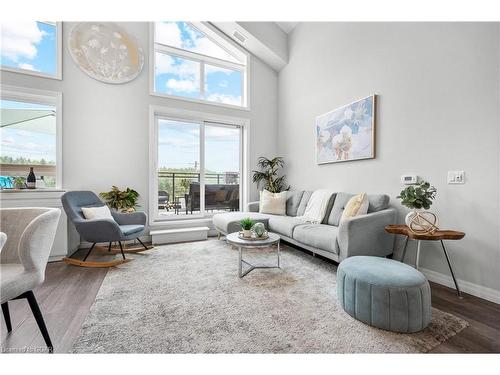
[240,217,254,238]
[99,186,140,213]
[316,95,376,164]
[26,167,36,189]
[252,156,290,193]
[385,224,465,298]
[397,180,438,234]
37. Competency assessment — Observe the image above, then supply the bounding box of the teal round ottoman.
[337,256,431,333]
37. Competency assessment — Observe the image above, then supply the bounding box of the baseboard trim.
[420,267,500,305]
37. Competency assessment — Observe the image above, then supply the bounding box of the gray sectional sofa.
[213,191,396,262]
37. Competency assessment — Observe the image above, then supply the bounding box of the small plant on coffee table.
[240,217,254,231]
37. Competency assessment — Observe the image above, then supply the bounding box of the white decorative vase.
[404,210,419,227]
[242,229,252,238]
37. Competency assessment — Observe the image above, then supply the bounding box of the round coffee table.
[226,232,281,278]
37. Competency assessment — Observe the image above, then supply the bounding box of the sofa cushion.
[328,193,391,225]
[296,191,313,216]
[367,194,390,212]
[213,212,270,234]
[293,224,340,254]
[286,190,304,217]
[268,215,305,238]
[119,224,144,236]
[327,192,353,226]
[321,193,337,224]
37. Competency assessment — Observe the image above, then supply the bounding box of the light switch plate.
[448,171,465,184]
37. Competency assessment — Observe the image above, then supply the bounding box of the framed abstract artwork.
[316,95,376,164]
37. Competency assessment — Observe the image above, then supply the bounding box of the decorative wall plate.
[68,23,144,84]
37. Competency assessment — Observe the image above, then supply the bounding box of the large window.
[152,22,248,108]
[0,86,62,189]
[0,22,62,79]
[150,106,247,222]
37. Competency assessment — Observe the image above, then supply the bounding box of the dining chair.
[1,207,61,353]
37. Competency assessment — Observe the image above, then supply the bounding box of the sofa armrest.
[337,208,396,261]
[74,218,123,243]
[111,210,147,226]
[247,201,260,212]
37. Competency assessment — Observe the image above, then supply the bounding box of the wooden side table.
[385,224,465,298]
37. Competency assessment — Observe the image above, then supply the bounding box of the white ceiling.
[275,22,299,34]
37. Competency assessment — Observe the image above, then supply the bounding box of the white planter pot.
[242,229,252,238]
[404,210,419,227]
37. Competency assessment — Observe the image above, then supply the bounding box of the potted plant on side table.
[397,181,438,234]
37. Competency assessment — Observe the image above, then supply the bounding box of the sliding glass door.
[155,116,242,219]
[204,122,241,215]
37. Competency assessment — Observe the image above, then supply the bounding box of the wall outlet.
[448,171,465,184]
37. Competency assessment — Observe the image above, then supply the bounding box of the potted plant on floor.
[240,217,254,238]
[99,186,140,213]
[252,156,290,193]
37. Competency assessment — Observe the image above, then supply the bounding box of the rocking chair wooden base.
[62,239,153,268]
[62,257,132,268]
[94,244,154,254]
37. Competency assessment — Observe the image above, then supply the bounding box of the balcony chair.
[61,191,153,268]
[1,207,61,353]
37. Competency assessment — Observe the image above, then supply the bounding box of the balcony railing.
[158,171,240,215]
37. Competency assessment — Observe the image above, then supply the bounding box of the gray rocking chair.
[61,191,152,267]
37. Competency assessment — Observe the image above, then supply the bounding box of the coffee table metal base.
[238,242,280,278]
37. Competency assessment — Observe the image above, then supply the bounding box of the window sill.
[0,188,65,193]
[150,91,250,112]
[0,189,66,201]
[1,66,62,81]
[150,217,213,227]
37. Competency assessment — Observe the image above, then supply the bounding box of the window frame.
[149,104,249,226]
[0,22,63,80]
[0,84,63,189]
[149,22,250,111]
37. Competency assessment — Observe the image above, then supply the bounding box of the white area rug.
[72,240,468,353]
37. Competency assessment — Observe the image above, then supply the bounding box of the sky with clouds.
[1,100,56,163]
[158,119,240,175]
[0,21,57,74]
[154,22,243,106]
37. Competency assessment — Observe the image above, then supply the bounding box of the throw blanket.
[298,189,334,224]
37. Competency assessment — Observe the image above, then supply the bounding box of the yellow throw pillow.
[259,189,287,216]
[341,193,369,221]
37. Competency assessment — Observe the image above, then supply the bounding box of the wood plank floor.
[1,252,499,353]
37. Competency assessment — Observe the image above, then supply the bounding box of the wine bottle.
[27,167,36,189]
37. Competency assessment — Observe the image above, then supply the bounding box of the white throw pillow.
[299,189,334,224]
[81,205,114,220]
[259,189,287,216]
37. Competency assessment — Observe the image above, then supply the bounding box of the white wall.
[279,23,500,296]
[1,22,278,216]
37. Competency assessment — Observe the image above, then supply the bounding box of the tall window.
[0,22,62,79]
[0,86,62,189]
[152,22,248,108]
[151,107,245,222]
